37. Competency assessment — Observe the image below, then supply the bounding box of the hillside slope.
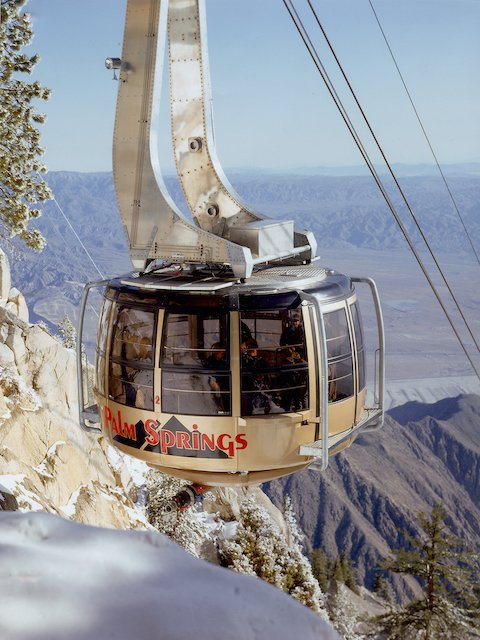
[265,394,480,599]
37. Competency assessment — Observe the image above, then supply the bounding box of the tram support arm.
[77,279,110,434]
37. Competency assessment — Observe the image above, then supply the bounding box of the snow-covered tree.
[58,315,76,349]
[327,581,362,640]
[368,505,480,639]
[146,472,217,558]
[219,494,327,617]
[0,0,51,250]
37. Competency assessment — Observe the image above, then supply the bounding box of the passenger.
[278,346,307,412]
[205,342,228,370]
[241,339,271,415]
[241,321,252,343]
[280,313,305,357]
[205,342,229,413]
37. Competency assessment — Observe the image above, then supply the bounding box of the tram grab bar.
[351,276,385,432]
[76,279,110,434]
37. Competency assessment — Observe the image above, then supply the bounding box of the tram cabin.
[86,264,383,486]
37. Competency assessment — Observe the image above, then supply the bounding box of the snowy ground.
[384,375,479,409]
[0,511,339,640]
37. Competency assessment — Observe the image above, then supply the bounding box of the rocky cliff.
[0,248,146,528]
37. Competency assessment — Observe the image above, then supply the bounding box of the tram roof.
[105,264,354,309]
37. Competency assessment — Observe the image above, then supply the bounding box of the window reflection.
[108,305,155,410]
[239,309,309,415]
[324,308,354,403]
[351,302,366,391]
[161,313,231,416]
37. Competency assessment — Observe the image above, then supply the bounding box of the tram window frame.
[350,301,366,392]
[239,309,309,416]
[324,307,354,403]
[95,298,113,397]
[107,304,156,411]
[160,311,231,417]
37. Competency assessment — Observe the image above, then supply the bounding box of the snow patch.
[0,511,339,640]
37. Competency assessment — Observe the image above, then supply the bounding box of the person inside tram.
[205,342,228,370]
[241,338,271,414]
[278,344,307,412]
[280,312,305,357]
[205,342,229,412]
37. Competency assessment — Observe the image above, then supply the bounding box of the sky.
[23,0,480,173]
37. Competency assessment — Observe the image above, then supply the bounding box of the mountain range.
[265,393,480,600]
[6,169,480,352]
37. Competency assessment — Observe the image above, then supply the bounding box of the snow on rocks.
[0,511,339,640]
[6,287,29,323]
[0,259,148,531]
[0,249,11,301]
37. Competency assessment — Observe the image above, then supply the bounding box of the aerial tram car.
[77,0,384,487]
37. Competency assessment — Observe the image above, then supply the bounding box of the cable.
[304,0,480,358]
[48,193,104,280]
[367,0,480,267]
[282,0,480,379]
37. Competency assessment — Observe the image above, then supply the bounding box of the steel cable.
[282,0,480,379]
[368,0,480,267]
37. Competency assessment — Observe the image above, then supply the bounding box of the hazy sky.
[25,0,480,172]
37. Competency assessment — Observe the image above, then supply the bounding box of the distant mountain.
[5,170,480,355]
[264,394,480,601]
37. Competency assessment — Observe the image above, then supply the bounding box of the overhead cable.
[304,0,480,360]
[368,0,480,267]
[282,0,480,379]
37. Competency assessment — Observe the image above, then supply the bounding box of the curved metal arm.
[112,0,315,276]
[76,279,110,434]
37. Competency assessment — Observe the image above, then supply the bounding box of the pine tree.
[372,571,393,604]
[146,472,215,558]
[58,315,76,349]
[340,553,358,594]
[0,0,51,250]
[219,494,327,617]
[311,547,329,593]
[368,505,480,639]
[327,582,362,640]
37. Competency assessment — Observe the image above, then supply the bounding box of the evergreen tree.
[340,553,358,594]
[372,571,393,605]
[368,505,480,639]
[327,582,362,640]
[58,315,76,349]
[146,472,215,558]
[328,553,358,594]
[311,547,329,593]
[0,0,51,250]
[219,495,327,617]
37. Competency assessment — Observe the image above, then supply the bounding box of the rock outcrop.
[0,248,147,529]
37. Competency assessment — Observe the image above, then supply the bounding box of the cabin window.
[95,298,113,397]
[108,305,155,411]
[239,309,309,416]
[350,302,366,392]
[161,312,231,416]
[324,308,354,402]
